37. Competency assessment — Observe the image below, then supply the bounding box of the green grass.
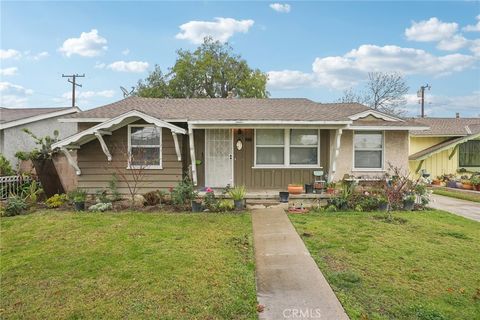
[289,210,480,320]
[432,188,480,203]
[0,211,257,319]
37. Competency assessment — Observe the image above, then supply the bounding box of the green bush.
[228,185,246,201]
[68,189,87,203]
[3,196,28,216]
[0,154,15,176]
[171,177,197,207]
[45,194,68,208]
[88,202,112,212]
[217,199,234,212]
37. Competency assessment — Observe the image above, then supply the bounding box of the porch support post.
[172,132,182,161]
[188,125,198,186]
[328,128,343,182]
[94,132,112,161]
[60,147,81,175]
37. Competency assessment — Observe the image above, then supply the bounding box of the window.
[256,129,285,165]
[459,140,480,167]
[290,129,318,165]
[128,125,162,168]
[354,131,383,170]
[255,129,319,167]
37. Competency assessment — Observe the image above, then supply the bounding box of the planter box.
[288,185,303,194]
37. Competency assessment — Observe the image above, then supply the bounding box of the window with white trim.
[128,125,162,168]
[255,129,319,167]
[353,131,383,169]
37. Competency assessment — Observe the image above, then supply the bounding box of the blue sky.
[1,1,479,117]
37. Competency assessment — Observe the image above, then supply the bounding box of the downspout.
[188,124,198,186]
[328,129,343,182]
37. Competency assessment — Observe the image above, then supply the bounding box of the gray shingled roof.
[67,97,372,121]
[411,118,480,136]
[0,107,72,123]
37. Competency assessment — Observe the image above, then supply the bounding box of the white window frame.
[127,124,163,170]
[253,128,321,168]
[352,130,384,171]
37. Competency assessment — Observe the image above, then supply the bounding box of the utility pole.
[62,74,85,108]
[417,84,431,118]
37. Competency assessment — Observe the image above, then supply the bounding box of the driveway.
[252,204,349,320]
[430,194,480,222]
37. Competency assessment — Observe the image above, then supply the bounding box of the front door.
[205,129,233,188]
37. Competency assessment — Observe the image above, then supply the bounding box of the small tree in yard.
[109,143,149,207]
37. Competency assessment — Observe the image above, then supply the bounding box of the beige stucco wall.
[332,130,409,181]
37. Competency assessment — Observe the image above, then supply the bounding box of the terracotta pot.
[475,185,480,191]
[431,180,441,185]
[463,183,473,190]
[326,188,335,194]
[288,184,303,194]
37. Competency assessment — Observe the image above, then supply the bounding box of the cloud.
[437,35,469,51]
[269,3,291,13]
[404,91,480,117]
[107,60,149,73]
[0,49,21,60]
[58,29,108,57]
[405,17,458,42]
[176,17,254,44]
[94,62,106,69]
[463,14,480,32]
[0,82,33,107]
[0,67,18,76]
[31,51,49,60]
[122,49,130,55]
[61,90,115,99]
[267,70,314,89]
[268,44,477,90]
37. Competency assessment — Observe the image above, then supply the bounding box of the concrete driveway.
[430,194,480,222]
[252,204,349,320]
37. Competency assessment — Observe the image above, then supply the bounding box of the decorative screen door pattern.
[205,129,233,188]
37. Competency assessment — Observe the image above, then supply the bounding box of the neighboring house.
[409,117,480,178]
[53,97,427,194]
[0,107,79,167]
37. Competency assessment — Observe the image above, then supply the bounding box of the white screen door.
[205,129,233,188]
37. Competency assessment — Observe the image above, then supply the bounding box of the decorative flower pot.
[326,188,335,195]
[279,192,289,203]
[447,181,457,188]
[74,201,85,211]
[475,185,480,191]
[288,184,303,194]
[234,199,244,210]
[191,201,203,212]
[463,183,473,190]
[304,184,314,194]
[456,182,463,189]
[431,180,441,186]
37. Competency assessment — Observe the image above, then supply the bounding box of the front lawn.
[0,211,257,319]
[290,210,480,320]
[432,187,480,203]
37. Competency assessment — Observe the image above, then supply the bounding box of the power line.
[62,73,85,108]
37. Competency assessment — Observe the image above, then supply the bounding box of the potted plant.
[447,179,458,188]
[304,183,314,194]
[70,189,87,211]
[288,184,303,194]
[326,182,336,194]
[279,191,289,203]
[462,179,473,190]
[403,194,416,211]
[378,195,388,211]
[191,197,203,212]
[470,175,480,191]
[431,177,441,186]
[228,185,247,210]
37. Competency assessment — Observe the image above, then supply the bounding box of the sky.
[1,1,479,117]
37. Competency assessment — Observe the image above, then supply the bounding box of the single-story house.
[409,117,480,177]
[53,97,428,194]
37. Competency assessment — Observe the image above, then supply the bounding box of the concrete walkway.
[430,194,480,222]
[252,205,349,320]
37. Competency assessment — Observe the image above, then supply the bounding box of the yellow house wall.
[409,136,459,178]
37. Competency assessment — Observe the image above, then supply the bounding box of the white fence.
[0,175,32,200]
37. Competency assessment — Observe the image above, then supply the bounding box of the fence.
[0,175,32,200]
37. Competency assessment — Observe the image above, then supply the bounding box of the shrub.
[20,179,43,205]
[228,185,246,201]
[204,190,218,211]
[171,177,197,207]
[0,154,15,176]
[143,190,162,206]
[45,194,68,208]
[68,189,87,203]
[95,190,110,204]
[88,202,112,212]
[217,199,234,212]
[108,174,122,201]
[3,196,28,216]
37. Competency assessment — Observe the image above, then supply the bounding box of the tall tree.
[136,37,269,98]
[339,72,409,116]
